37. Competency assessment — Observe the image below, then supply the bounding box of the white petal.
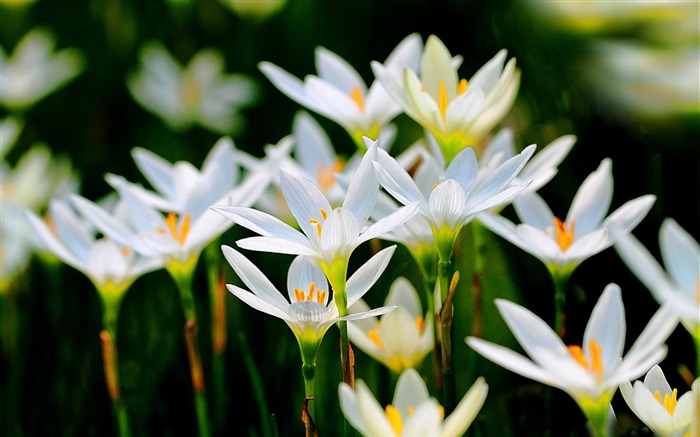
[429,180,466,229]
[212,205,307,244]
[315,46,365,92]
[660,218,700,293]
[258,61,322,112]
[567,159,613,236]
[342,144,379,223]
[445,146,478,189]
[359,202,420,244]
[287,255,328,304]
[466,337,552,384]
[227,284,290,321]
[280,170,332,240]
[513,191,555,231]
[583,284,625,376]
[346,246,396,305]
[222,246,290,310]
[236,236,317,257]
[420,35,458,100]
[443,377,488,437]
[132,147,176,200]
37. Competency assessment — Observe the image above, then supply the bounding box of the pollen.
[457,78,468,95]
[568,339,604,380]
[120,247,130,257]
[385,405,403,435]
[309,218,322,237]
[349,86,366,113]
[368,323,383,349]
[156,213,191,245]
[293,282,327,304]
[317,159,344,193]
[654,389,677,415]
[554,217,576,252]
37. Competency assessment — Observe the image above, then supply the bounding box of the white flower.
[259,33,422,146]
[348,277,433,373]
[478,158,655,274]
[1,134,79,292]
[615,218,700,338]
[620,365,698,437]
[466,284,678,430]
[127,42,258,134]
[339,367,488,437]
[476,128,576,197]
[222,245,397,362]
[373,141,534,258]
[0,27,85,110]
[212,141,419,287]
[74,137,288,266]
[373,35,520,163]
[25,197,163,297]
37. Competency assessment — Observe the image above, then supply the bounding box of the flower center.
[438,78,468,121]
[156,212,191,245]
[308,209,328,237]
[349,86,366,113]
[554,217,576,252]
[654,389,678,415]
[181,75,199,108]
[317,159,344,193]
[368,322,383,349]
[568,339,604,380]
[385,405,403,435]
[293,281,327,304]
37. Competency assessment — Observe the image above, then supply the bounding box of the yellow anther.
[158,213,191,245]
[654,389,678,415]
[293,282,327,304]
[407,405,414,416]
[457,78,468,95]
[349,86,366,113]
[368,324,383,349]
[307,282,316,300]
[320,208,328,220]
[317,160,344,193]
[309,218,322,237]
[568,339,604,380]
[554,217,576,252]
[439,80,449,121]
[385,405,403,435]
[120,247,130,257]
[415,316,424,332]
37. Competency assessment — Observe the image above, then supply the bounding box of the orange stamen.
[439,80,448,121]
[554,217,576,252]
[415,316,424,332]
[293,282,327,304]
[457,78,468,95]
[368,326,383,349]
[568,339,604,380]
[654,389,678,415]
[320,208,328,220]
[157,213,192,245]
[309,218,322,237]
[385,405,403,435]
[349,86,366,113]
[317,160,344,193]
[120,247,130,257]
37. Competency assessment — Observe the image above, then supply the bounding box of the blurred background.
[1,0,698,436]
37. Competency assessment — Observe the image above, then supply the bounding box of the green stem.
[100,292,131,437]
[168,258,211,437]
[550,268,571,338]
[239,332,273,437]
[301,361,316,437]
[437,256,455,413]
[326,260,352,386]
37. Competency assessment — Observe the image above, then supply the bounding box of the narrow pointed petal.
[236,236,318,257]
[445,146,478,188]
[660,218,699,292]
[222,246,290,310]
[315,46,365,92]
[443,377,488,437]
[227,284,290,320]
[258,61,322,112]
[466,337,552,384]
[358,202,420,244]
[280,170,332,239]
[583,284,626,374]
[342,144,378,222]
[131,147,176,200]
[513,192,555,231]
[212,205,308,244]
[567,159,613,235]
[421,35,458,99]
[346,246,396,305]
[287,255,328,304]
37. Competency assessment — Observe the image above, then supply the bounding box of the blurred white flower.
[620,365,698,437]
[478,158,655,275]
[127,42,258,134]
[373,35,520,163]
[1,130,79,292]
[339,367,488,437]
[615,218,700,339]
[26,197,163,299]
[260,33,421,147]
[467,283,678,434]
[348,277,433,373]
[0,27,85,111]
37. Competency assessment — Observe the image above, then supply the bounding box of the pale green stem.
[301,361,316,437]
[168,259,211,437]
[326,261,351,386]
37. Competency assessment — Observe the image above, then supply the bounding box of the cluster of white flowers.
[6,25,697,437]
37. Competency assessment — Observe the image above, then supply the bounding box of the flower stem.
[437,256,455,413]
[301,362,317,437]
[168,258,211,437]
[327,261,353,387]
[550,268,571,338]
[100,293,131,437]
